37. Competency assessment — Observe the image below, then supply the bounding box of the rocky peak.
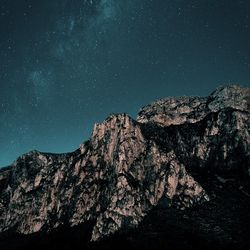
[208,84,250,112]
[137,85,249,126]
[0,85,249,245]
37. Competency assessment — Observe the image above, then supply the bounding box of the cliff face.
[138,85,250,175]
[0,85,249,244]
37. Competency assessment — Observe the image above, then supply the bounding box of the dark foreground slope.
[1,178,250,250]
[0,85,249,250]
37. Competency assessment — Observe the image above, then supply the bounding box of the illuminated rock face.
[0,85,249,241]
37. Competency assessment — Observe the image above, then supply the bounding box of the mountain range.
[0,85,249,250]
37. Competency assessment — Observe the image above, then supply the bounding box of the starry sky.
[0,0,250,167]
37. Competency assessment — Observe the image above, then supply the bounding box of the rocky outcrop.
[137,85,249,125]
[0,85,249,243]
[138,85,250,175]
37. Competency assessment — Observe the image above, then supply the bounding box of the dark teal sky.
[0,0,250,167]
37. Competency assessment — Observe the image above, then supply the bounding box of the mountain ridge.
[0,84,249,249]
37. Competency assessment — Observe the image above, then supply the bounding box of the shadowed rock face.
[0,85,249,244]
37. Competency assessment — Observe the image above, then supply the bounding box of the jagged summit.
[0,85,249,248]
[210,84,249,97]
[137,85,249,126]
[208,84,250,111]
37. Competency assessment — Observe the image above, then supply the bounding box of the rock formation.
[0,85,249,245]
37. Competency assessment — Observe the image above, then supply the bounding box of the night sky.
[0,0,250,167]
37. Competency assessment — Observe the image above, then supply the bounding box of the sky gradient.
[0,0,250,167]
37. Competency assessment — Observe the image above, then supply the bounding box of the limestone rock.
[0,85,249,242]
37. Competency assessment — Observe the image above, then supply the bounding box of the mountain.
[0,85,249,250]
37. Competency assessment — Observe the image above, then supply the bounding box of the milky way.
[0,0,250,166]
